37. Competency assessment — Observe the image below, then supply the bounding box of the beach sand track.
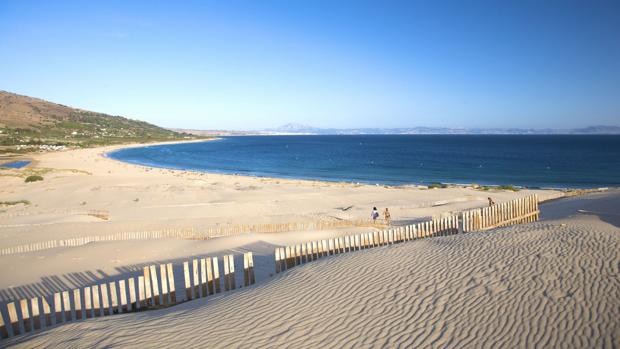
[3,215,619,348]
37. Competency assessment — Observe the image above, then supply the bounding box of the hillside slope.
[0,91,190,151]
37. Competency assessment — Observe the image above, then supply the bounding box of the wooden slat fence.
[275,195,539,274]
[0,219,383,256]
[0,252,255,340]
[0,195,537,340]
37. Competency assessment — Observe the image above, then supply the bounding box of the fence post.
[100,284,110,316]
[39,297,51,328]
[307,242,314,260]
[7,302,19,336]
[61,291,71,321]
[141,273,152,309]
[119,279,128,312]
[223,255,231,291]
[183,261,192,301]
[0,305,8,338]
[167,263,177,303]
[73,289,82,320]
[149,265,160,306]
[244,252,250,286]
[196,258,208,298]
[246,252,255,286]
[296,244,302,264]
[192,260,200,299]
[143,267,153,307]
[20,299,31,333]
[224,254,235,291]
[84,287,92,318]
[92,285,101,317]
[109,282,119,314]
[128,278,137,311]
[275,248,281,273]
[284,246,291,268]
[212,257,221,293]
[31,297,41,330]
[53,293,63,324]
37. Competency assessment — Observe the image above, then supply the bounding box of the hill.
[0,91,193,152]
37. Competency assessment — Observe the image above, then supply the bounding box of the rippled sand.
[5,213,619,348]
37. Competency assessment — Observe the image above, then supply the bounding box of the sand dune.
[3,212,618,348]
[0,227,371,302]
[1,144,616,348]
[0,143,562,300]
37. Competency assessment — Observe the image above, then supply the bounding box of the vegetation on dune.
[477,184,520,192]
[0,199,30,206]
[428,182,448,189]
[25,175,43,182]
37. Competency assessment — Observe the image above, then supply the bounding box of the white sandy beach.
[2,190,619,348]
[1,143,618,348]
[0,143,562,295]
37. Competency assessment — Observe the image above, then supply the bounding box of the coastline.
[1,139,618,348]
[0,140,565,288]
[104,138,615,193]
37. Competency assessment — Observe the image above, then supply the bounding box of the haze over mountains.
[262,123,620,135]
[175,123,620,136]
[1,91,618,140]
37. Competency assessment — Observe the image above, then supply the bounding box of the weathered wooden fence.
[461,194,539,232]
[0,219,382,256]
[0,195,538,340]
[275,195,539,274]
[0,252,255,340]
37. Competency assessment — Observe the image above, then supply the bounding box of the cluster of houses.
[14,144,67,151]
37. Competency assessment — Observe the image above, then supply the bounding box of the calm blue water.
[109,135,620,188]
[0,160,31,168]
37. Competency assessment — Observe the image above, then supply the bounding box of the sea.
[0,160,31,168]
[108,135,620,189]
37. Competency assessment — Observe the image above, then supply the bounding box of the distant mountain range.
[262,123,620,135]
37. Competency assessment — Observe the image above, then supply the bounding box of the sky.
[1,0,619,130]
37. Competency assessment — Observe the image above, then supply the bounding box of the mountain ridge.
[263,123,620,135]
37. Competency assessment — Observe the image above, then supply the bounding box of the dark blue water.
[108,135,620,188]
[0,160,31,168]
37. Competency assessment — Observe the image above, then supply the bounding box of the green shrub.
[0,200,30,206]
[479,184,519,191]
[497,185,519,191]
[25,175,43,183]
[428,182,448,189]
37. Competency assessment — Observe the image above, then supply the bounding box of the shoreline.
[104,139,615,193]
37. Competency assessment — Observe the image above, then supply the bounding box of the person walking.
[488,197,495,206]
[371,207,379,222]
[383,208,391,226]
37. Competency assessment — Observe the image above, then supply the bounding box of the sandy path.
[3,208,618,348]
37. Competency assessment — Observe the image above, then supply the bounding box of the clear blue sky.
[1,0,619,130]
